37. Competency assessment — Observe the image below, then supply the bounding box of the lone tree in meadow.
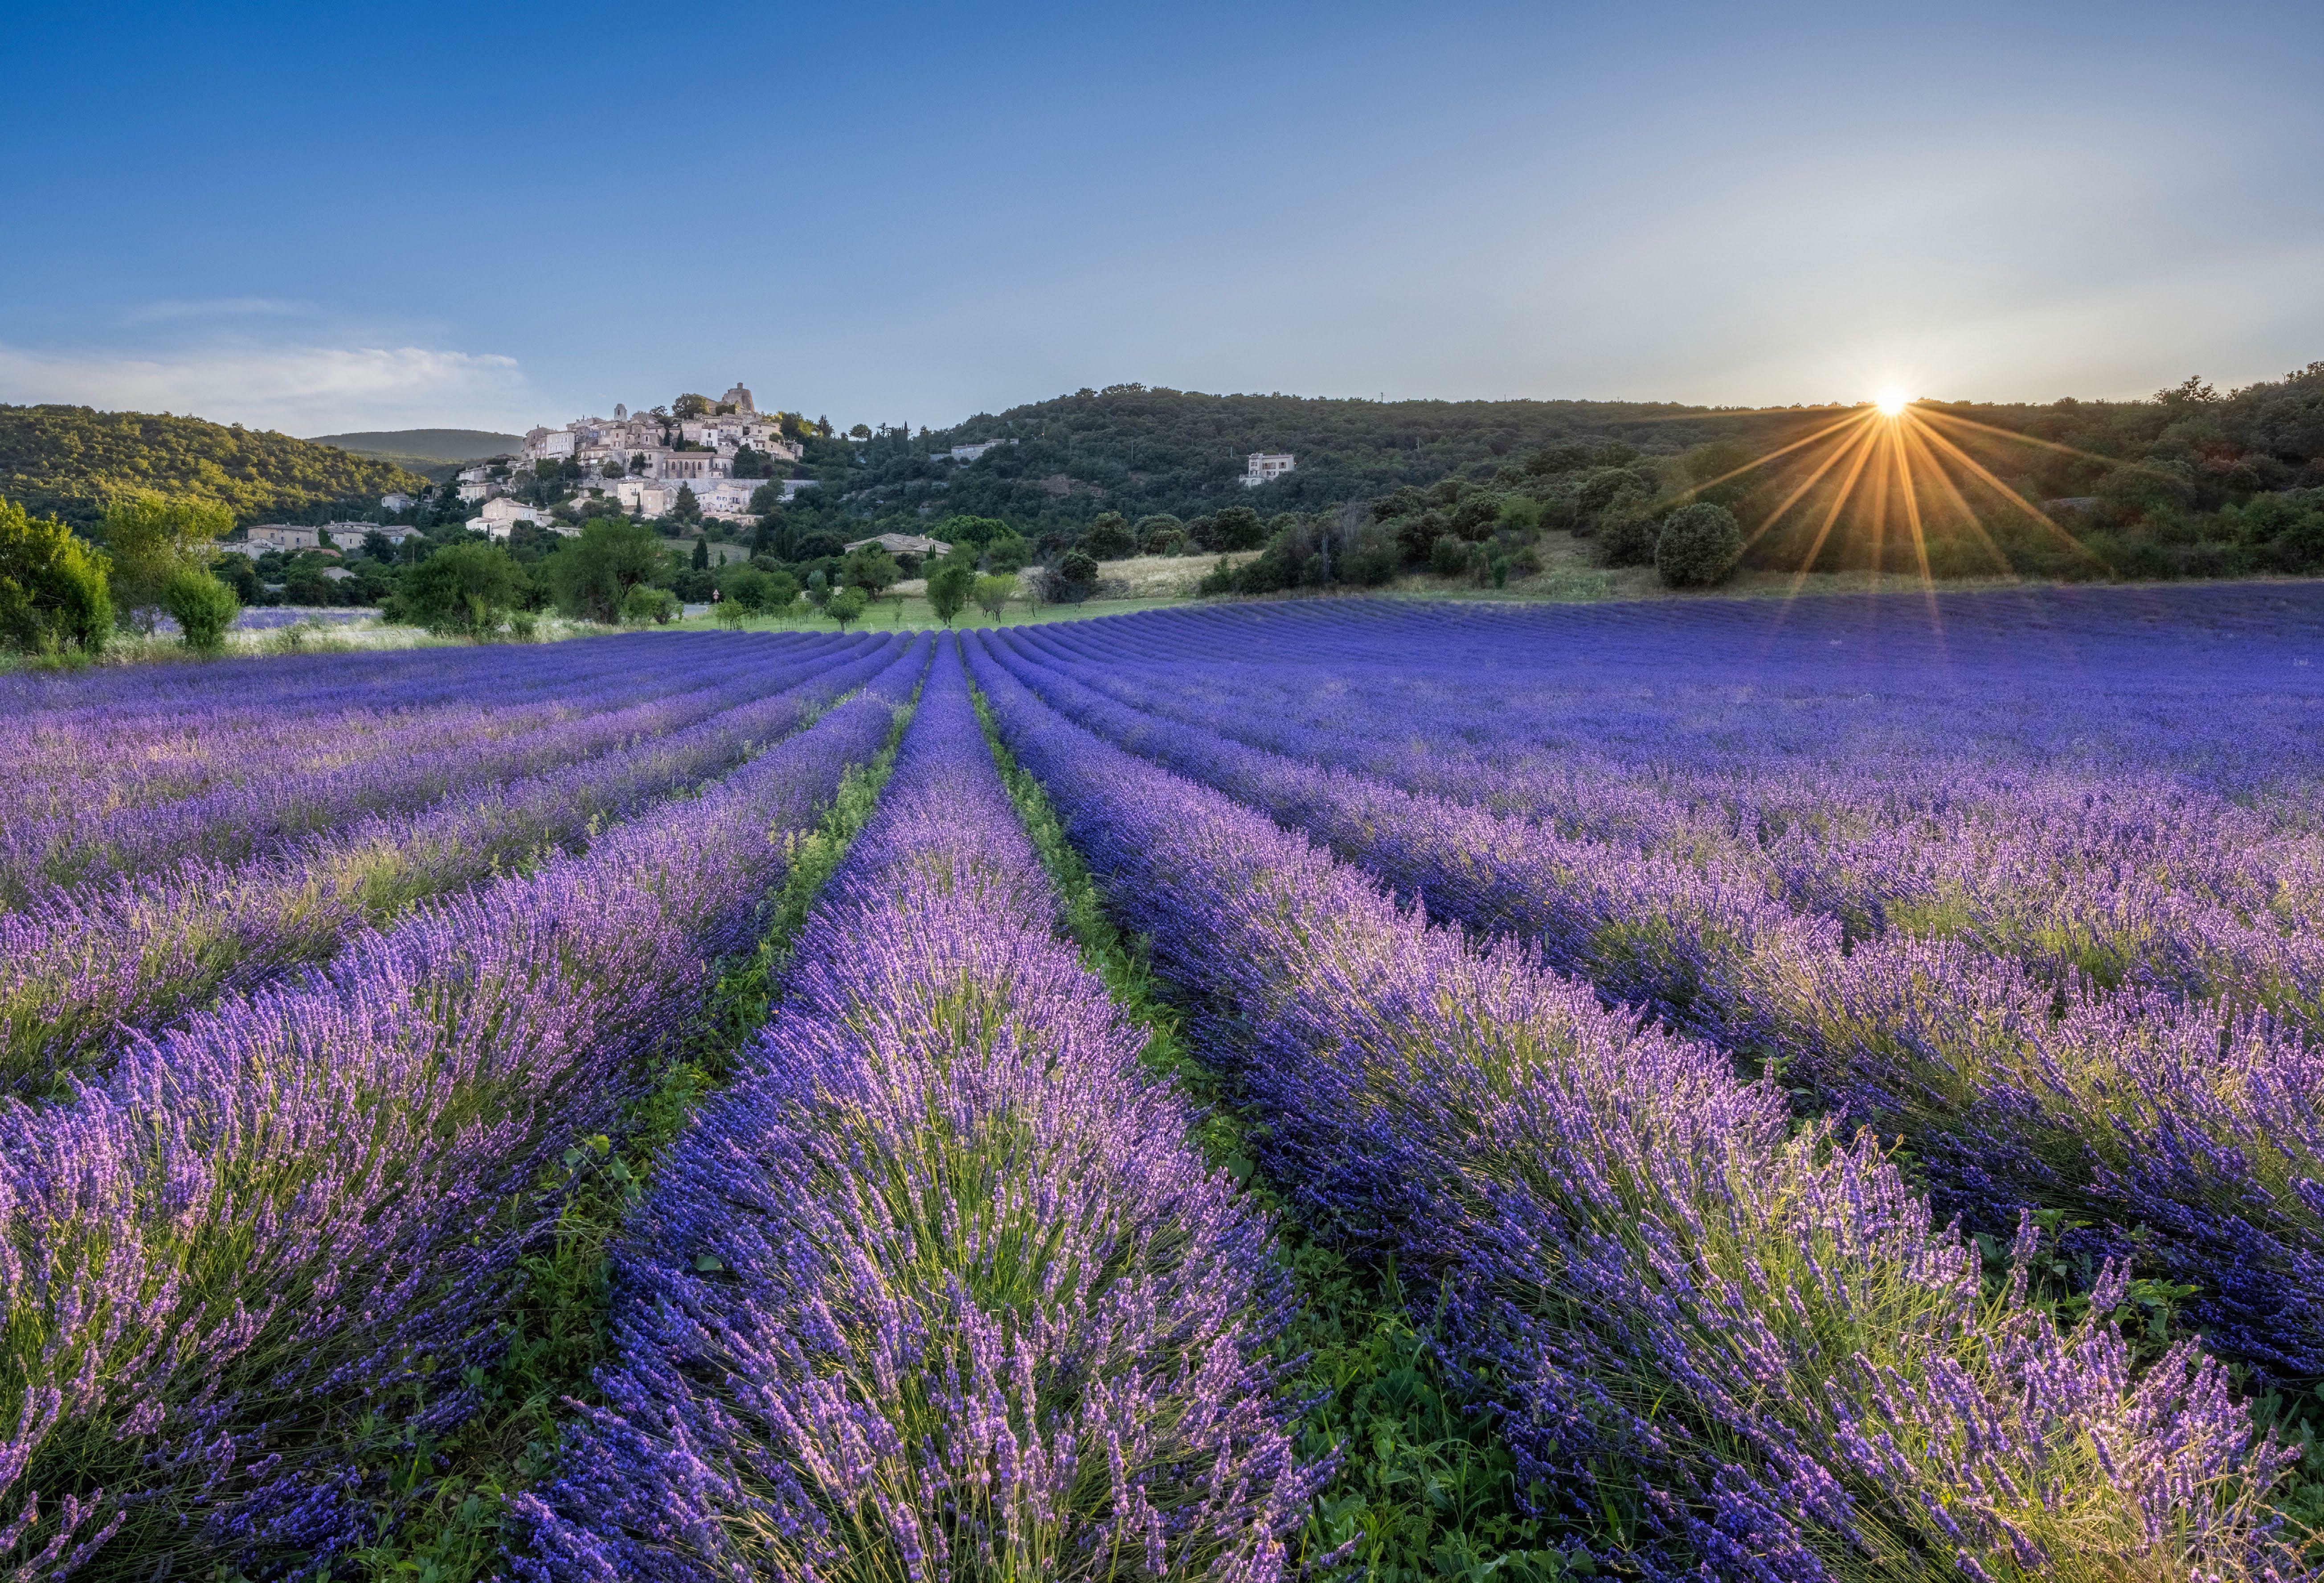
[1654,502,1746,588]
[973,573,1015,623]
[925,556,976,626]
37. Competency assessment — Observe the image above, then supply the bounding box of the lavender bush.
[966,630,2307,1582]
[514,645,1322,1582]
[0,639,930,1579]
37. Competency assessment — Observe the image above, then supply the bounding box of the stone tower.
[720,382,755,414]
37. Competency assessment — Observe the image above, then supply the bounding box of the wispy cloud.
[120,297,316,326]
[0,342,532,434]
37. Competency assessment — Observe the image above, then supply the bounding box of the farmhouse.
[1242,452,1295,487]
[844,532,953,560]
[244,524,323,551]
[466,499,576,540]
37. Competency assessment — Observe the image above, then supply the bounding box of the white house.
[1243,452,1295,487]
[380,492,416,512]
[611,476,762,520]
[467,499,576,540]
[245,524,323,551]
[940,440,1007,463]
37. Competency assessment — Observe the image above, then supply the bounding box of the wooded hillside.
[1,405,428,528]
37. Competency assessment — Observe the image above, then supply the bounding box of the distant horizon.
[12,364,2320,453]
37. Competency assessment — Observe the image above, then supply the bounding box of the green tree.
[823,584,867,631]
[161,566,240,653]
[691,535,710,571]
[841,544,900,595]
[1654,502,1745,587]
[546,516,662,622]
[100,493,233,632]
[672,393,712,419]
[1082,512,1136,559]
[972,573,1015,622]
[925,556,976,625]
[0,498,110,654]
[621,583,681,624]
[395,542,528,636]
[982,533,1032,572]
[672,484,702,527]
[1048,548,1099,603]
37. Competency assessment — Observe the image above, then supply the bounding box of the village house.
[380,492,416,512]
[1243,452,1295,487]
[843,532,953,560]
[466,499,577,540]
[243,524,323,551]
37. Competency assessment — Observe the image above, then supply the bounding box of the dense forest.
[764,367,2324,589]
[0,405,427,529]
[800,386,1762,541]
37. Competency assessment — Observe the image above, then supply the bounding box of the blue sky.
[4,0,2320,434]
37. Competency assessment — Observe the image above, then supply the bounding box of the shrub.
[823,584,868,630]
[714,597,749,628]
[1596,499,1662,568]
[0,499,111,654]
[1081,512,1136,560]
[1428,534,1473,577]
[972,573,1015,621]
[619,584,680,625]
[1133,514,1184,552]
[1047,548,1100,604]
[925,557,977,625]
[1653,502,1746,587]
[394,542,528,636]
[160,567,240,653]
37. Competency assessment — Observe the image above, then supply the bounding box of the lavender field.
[7,589,2324,1582]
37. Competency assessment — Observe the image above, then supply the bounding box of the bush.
[1344,540,1402,585]
[547,518,662,622]
[161,567,240,653]
[715,597,749,628]
[972,573,1015,621]
[1428,534,1473,577]
[0,499,111,654]
[982,534,1033,573]
[1133,514,1184,552]
[925,557,977,625]
[393,542,528,636]
[1046,548,1100,604]
[1596,502,1662,568]
[1081,512,1137,560]
[620,584,680,625]
[1653,502,1746,587]
[823,584,868,630]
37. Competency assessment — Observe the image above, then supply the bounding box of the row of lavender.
[513,646,1323,1581]
[1030,634,2324,970]
[0,635,893,1096]
[965,631,2307,1582]
[981,610,2324,1381]
[1,635,686,829]
[0,638,930,1580]
[0,633,849,903]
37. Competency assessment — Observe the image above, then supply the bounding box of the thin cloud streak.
[120,297,316,326]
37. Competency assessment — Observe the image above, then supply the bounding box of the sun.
[1874,389,1911,417]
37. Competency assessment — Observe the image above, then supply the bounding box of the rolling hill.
[0,405,429,529]
[308,427,525,484]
